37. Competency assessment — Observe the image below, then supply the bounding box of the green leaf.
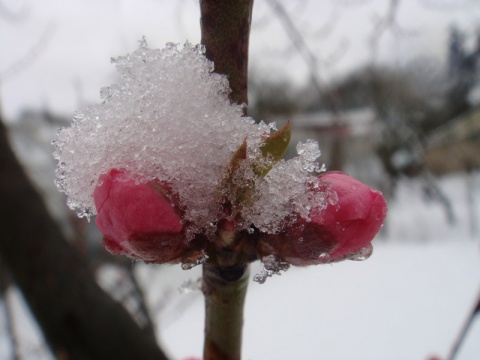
[254,121,291,177]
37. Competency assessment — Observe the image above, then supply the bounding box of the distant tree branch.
[266,0,323,96]
[0,21,56,83]
[367,0,418,62]
[0,0,29,22]
[446,289,480,360]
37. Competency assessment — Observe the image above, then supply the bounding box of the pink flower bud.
[314,172,387,260]
[93,169,186,263]
[257,172,387,266]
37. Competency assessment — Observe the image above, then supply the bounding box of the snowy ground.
[154,241,480,360]
[1,173,480,360]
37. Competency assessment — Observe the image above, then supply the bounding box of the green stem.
[202,264,250,360]
[200,1,254,359]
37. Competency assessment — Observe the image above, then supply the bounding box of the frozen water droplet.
[263,254,290,272]
[268,122,277,131]
[253,255,290,284]
[77,208,92,221]
[348,244,373,261]
[296,139,321,161]
[294,140,322,173]
[181,262,196,270]
[253,272,268,284]
[316,163,327,173]
[318,252,330,264]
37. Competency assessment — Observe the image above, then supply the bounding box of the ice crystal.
[253,255,290,284]
[244,141,329,233]
[53,41,330,239]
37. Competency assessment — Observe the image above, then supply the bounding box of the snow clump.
[53,41,328,239]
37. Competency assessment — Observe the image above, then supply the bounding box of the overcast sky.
[1,0,480,120]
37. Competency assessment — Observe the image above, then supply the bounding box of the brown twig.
[200,1,254,359]
[446,289,480,360]
[200,0,253,112]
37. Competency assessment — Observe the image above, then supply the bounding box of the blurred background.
[0,0,479,359]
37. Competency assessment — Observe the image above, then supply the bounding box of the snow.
[53,41,270,226]
[244,140,331,234]
[154,241,480,360]
[249,241,478,360]
[52,42,330,239]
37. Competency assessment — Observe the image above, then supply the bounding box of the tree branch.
[200,0,253,111]
[200,1,254,359]
[0,118,169,360]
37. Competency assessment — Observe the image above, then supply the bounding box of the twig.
[0,21,56,82]
[446,289,480,360]
[200,1,254,359]
[266,0,324,96]
[202,264,249,360]
[0,0,29,22]
[125,266,158,341]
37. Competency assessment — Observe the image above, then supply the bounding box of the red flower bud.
[93,169,186,263]
[315,172,387,260]
[257,172,387,266]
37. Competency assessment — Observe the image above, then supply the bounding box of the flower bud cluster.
[92,168,386,267]
[53,42,387,269]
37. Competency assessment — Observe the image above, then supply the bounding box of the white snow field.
[155,241,479,360]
